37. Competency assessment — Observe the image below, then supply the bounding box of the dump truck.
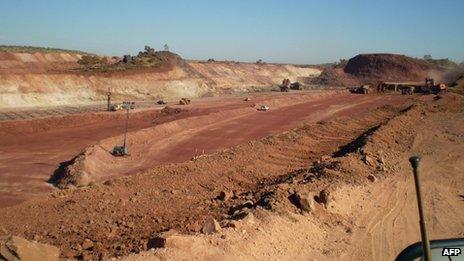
[377,78,447,94]
[348,84,371,94]
[401,86,415,95]
[110,104,124,111]
[179,98,191,105]
[290,82,302,90]
[280,79,291,92]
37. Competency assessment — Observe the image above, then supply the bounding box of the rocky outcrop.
[0,236,60,261]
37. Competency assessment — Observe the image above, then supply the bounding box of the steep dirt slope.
[0,52,320,108]
[187,61,319,88]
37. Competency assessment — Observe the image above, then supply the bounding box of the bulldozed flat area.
[0,91,405,208]
[0,91,442,259]
[1,91,463,260]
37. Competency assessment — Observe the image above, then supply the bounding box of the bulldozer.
[414,78,448,94]
[434,83,447,94]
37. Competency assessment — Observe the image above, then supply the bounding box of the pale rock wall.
[0,52,321,108]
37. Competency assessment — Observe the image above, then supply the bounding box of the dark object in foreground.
[408,155,431,261]
[396,156,464,261]
[396,238,464,261]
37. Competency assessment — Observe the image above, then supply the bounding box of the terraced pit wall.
[0,52,321,108]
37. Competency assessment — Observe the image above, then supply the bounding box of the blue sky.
[1,0,463,64]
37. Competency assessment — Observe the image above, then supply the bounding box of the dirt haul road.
[0,91,408,208]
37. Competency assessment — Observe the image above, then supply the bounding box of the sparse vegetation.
[77,55,109,69]
[76,45,182,72]
[0,45,88,54]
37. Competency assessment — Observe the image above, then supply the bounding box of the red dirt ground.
[0,91,409,208]
[0,91,417,259]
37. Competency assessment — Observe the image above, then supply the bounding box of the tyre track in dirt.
[337,95,464,261]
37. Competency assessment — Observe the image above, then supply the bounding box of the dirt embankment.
[0,51,321,108]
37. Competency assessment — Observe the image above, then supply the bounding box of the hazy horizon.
[1,0,463,64]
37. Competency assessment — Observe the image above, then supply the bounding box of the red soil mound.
[344,53,432,82]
